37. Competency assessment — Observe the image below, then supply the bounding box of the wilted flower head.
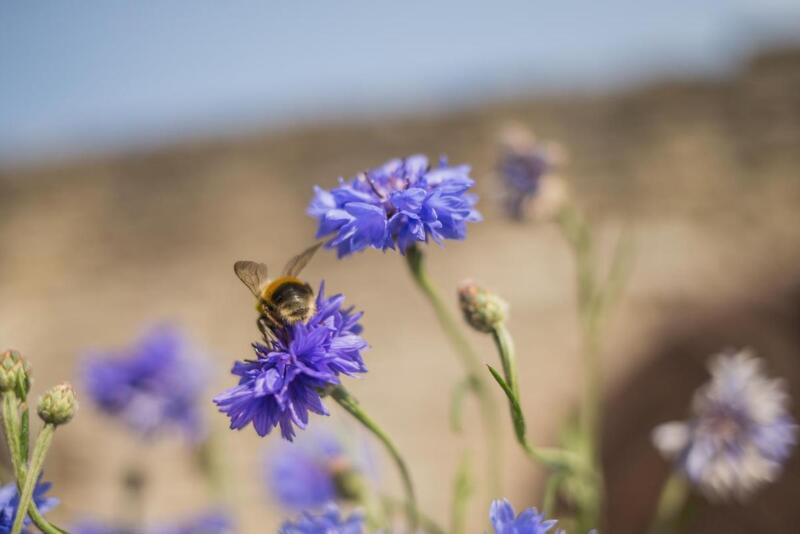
[0,478,58,534]
[496,124,567,221]
[214,282,367,441]
[652,348,798,500]
[82,325,209,442]
[308,155,481,257]
[266,431,365,510]
[279,505,363,534]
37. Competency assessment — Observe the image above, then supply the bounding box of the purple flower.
[279,505,363,534]
[0,477,59,534]
[490,499,557,534]
[214,282,367,441]
[82,325,209,443]
[652,349,798,500]
[308,155,481,257]
[496,125,566,221]
[266,432,364,510]
[73,511,232,534]
[151,511,233,534]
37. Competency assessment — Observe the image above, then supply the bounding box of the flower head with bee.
[652,349,798,500]
[308,155,481,257]
[214,282,367,441]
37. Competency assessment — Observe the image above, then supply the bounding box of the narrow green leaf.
[20,408,29,461]
[487,365,526,443]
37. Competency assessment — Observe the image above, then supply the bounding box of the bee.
[234,242,323,340]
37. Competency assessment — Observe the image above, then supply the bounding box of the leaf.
[20,408,29,461]
[487,365,526,444]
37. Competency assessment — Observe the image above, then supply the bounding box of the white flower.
[652,348,798,501]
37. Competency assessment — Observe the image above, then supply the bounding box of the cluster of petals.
[308,155,481,257]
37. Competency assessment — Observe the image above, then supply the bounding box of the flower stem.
[541,472,565,517]
[330,385,420,531]
[648,473,690,534]
[450,453,472,534]
[487,326,583,473]
[405,245,502,497]
[556,206,607,530]
[1,394,68,534]
[11,424,55,534]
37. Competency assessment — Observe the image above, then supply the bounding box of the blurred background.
[2,2,800,533]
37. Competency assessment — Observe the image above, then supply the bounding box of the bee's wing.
[234,260,269,297]
[282,242,323,277]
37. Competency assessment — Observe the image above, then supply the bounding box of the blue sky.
[1,1,799,166]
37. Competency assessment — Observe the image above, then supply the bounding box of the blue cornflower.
[151,511,233,534]
[214,282,367,441]
[82,325,209,442]
[308,155,481,257]
[279,505,363,534]
[653,348,798,500]
[0,478,59,534]
[267,431,363,510]
[496,125,567,221]
[73,510,232,534]
[489,499,557,534]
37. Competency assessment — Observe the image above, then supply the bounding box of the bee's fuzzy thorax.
[261,275,305,301]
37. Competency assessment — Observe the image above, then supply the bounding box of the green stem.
[12,424,55,534]
[1,394,67,534]
[542,473,565,517]
[2,394,22,481]
[381,495,446,534]
[405,245,502,497]
[556,207,605,531]
[450,454,472,534]
[488,325,582,473]
[330,385,420,531]
[648,473,690,534]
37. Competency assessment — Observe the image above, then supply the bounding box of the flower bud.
[458,281,509,333]
[330,457,364,502]
[37,383,78,426]
[0,350,31,399]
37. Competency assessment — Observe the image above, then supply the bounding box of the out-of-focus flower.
[489,499,557,534]
[0,478,58,534]
[279,505,363,534]
[82,325,209,442]
[308,155,481,257]
[214,282,367,441]
[151,511,233,534]
[266,432,364,510]
[458,280,509,333]
[652,348,798,500]
[73,510,233,534]
[496,124,568,221]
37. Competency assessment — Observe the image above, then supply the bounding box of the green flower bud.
[37,383,78,426]
[458,280,509,333]
[0,349,31,399]
[330,457,364,502]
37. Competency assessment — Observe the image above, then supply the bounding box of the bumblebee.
[234,242,322,339]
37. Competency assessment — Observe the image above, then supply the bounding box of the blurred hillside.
[1,47,799,532]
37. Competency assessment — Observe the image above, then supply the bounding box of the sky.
[1,1,799,166]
